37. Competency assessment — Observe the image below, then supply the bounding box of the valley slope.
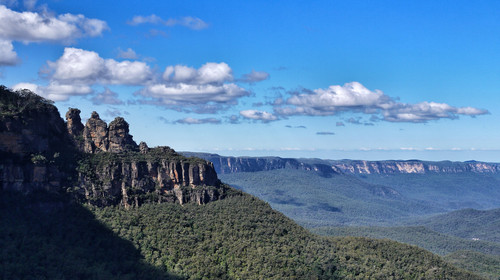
[184,153,500,279]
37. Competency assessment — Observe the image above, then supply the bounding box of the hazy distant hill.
[409,208,500,243]
[217,169,444,227]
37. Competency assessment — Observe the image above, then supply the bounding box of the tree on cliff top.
[0,86,54,117]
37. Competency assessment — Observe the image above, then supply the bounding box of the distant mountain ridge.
[182,152,500,175]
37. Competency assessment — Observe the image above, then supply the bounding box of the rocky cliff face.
[1,87,223,207]
[78,148,221,208]
[184,153,500,175]
[330,160,500,174]
[182,152,341,177]
[0,88,77,192]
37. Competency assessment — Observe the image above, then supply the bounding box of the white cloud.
[127,14,163,25]
[0,39,17,65]
[0,5,108,43]
[163,62,233,84]
[283,82,386,114]
[127,14,208,30]
[382,101,488,123]
[49,47,104,82]
[14,47,153,102]
[141,83,248,104]
[139,62,248,112]
[274,81,488,123]
[240,110,278,122]
[47,47,152,85]
[12,82,38,93]
[240,70,270,83]
[12,82,92,101]
[103,59,151,85]
[163,65,197,83]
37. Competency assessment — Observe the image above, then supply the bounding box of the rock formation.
[78,150,221,208]
[83,111,110,153]
[0,87,224,207]
[139,141,149,154]
[65,108,84,138]
[108,117,137,153]
[79,112,138,154]
[0,87,76,192]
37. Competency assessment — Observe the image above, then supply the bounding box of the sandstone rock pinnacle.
[65,108,84,138]
[83,111,109,153]
[108,117,137,153]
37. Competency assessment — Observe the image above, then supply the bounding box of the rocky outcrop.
[0,87,77,193]
[78,148,221,207]
[83,112,110,153]
[139,141,149,154]
[108,117,137,153]
[65,108,84,138]
[80,111,138,153]
[1,87,224,207]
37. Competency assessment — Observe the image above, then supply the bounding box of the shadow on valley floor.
[0,190,181,280]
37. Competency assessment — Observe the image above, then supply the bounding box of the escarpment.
[1,87,224,207]
[77,147,222,208]
[186,152,500,176]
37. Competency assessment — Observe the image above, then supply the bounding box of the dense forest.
[0,189,483,279]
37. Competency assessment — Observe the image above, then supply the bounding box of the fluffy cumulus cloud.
[163,63,233,85]
[48,47,151,85]
[273,82,488,123]
[0,4,107,65]
[139,62,249,112]
[240,110,278,122]
[0,5,108,42]
[128,14,208,30]
[13,47,152,101]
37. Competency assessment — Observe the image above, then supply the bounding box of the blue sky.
[1,0,499,161]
